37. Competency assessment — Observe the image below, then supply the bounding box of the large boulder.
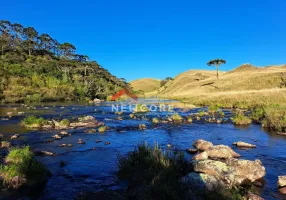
[193,145,240,160]
[193,139,213,151]
[206,145,240,159]
[193,160,231,176]
[278,176,286,187]
[191,158,266,187]
[181,172,224,191]
[225,158,266,185]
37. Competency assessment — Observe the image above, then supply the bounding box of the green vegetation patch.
[0,146,48,188]
[21,115,47,128]
[232,113,252,125]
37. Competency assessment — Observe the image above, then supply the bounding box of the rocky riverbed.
[0,101,286,199]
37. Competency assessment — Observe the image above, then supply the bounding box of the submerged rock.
[35,151,56,156]
[10,134,20,140]
[233,141,256,148]
[59,131,69,136]
[193,139,213,151]
[59,144,73,147]
[77,139,85,144]
[186,148,198,154]
[52,134,62,140]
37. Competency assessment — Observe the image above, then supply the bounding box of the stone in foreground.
[233,141,256,148]
[193,139,213,151]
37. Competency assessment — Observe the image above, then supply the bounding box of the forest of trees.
[0,20,127,103]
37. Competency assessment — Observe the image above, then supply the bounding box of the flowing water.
[0,100,286,200]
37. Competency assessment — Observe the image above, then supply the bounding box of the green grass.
[5,146,33,164]
[98,126,107,133]
[117,144,247,200]
[208,105,220,113]
[171,113,183,123]
[59,119,70,127]
[21,115,47,128]
[262,105,286,132]
[232,113,252,125]
[251,105,265,123]
[117,144,191,200]
[0,146,48,187]
[152,118,160,124]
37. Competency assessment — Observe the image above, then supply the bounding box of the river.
[0,101,286,199]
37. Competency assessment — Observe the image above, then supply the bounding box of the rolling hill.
[130,78,161,94]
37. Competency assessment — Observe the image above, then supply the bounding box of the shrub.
[232,113,252,125]
[139,124,147,130]
[129,113,135,119]
[251,105,265,123]
[199,111,205,117]
[117,144,191,199]
[171,113,183,123]
[208,105,220,113]
[21,116,47,128]
[0,146,48,188]
[59,119,70,127]
[262,105,286,132]
[152,118,160,124]
[98,126,107,133]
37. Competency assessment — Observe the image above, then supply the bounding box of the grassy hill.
[159,64,286,107]
[130,78,161,94]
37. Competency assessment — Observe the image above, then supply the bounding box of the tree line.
[0,20,127,103]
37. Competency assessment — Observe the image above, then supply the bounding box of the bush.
[262,105,286,132]
[21,115,47,128]
[139,124,147,130]
[232,113,252,125]
[59,119,70,127]
[98,126,107,133]
[251,105,265,123]
[117,144,191,199]
[171,113,183,123]
[208,105,220,113]
[152,118,160,124]
[0,146,48,188]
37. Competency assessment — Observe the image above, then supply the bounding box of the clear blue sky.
[1,0,285,81]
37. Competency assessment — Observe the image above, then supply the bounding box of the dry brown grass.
[130,78,161,93]
[159,65,286,107]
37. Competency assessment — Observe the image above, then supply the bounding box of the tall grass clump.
[232,113,252,125]
[0,146,49,189]
[171,113,183,123]
[251,105,265,123]
[117,144,191,199]
[262,105,286,132]
[21,115,47,128]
